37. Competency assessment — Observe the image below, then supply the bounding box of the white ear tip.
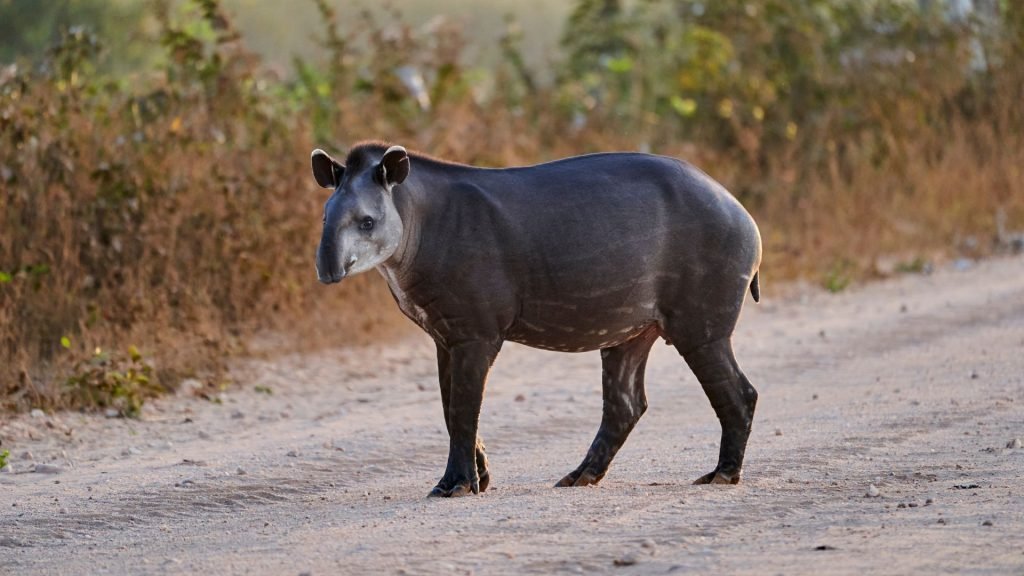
[311,148,328,159]
[383,145,407,156]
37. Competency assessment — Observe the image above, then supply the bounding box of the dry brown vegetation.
[1,0,1022,411]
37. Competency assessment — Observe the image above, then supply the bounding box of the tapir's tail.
[749,271,760,303]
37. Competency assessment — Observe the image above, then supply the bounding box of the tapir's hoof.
[693,470,741,485]
[428,476,479,498]
[554,469,602,488]
[478,471,490,493]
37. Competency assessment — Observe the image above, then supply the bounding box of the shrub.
[0,0,1021,411]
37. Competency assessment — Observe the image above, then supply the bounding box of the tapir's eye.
[359,216,375,231]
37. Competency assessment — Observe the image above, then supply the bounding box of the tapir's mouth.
[316,263,346,285]
[318,272,345,285]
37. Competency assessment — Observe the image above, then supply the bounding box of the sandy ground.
[2,255,1023,575]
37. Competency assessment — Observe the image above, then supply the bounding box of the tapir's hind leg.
[556,328,659,487]
[678,338,757,484]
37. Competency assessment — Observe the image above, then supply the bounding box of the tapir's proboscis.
[312,142,762,497]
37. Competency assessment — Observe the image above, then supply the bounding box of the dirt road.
[2,256,1023,575]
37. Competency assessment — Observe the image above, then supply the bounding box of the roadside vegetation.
[1,0,1022,411]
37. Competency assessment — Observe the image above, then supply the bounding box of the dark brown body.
[313,143,762,496]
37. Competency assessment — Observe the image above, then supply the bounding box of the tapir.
[312,142,762,497]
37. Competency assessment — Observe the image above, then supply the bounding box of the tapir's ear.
[378,145,410,189]
[311,149,344,189]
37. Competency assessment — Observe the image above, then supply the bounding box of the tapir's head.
[311,145,410,284]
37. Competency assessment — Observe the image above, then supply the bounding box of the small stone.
[774,428,783,436]
[231,410,245,419]
[641,538,656,549]
[908,502,918,508]
[104,408,120,418]
[613,554,638,566]
[59,507,68,515]
[286,450,298,457]
[952,258,974,271]
[937,518,946,525]
[30,409,45,419]
[1006,438,1022,449]
[812,394,819,400]
[514,394,526,402]
[180,378,203,393]
[236,467,247,475]
[122,447,142,456]
[897,503,906,509]
[981,520,993,526]
[21,451,34,460]
[0,463,13,474]
[925,498,934,505]
[865,484,881,498]
[33,463,62,474]
[197,430,211,440]
[969,370,979,380]
[899,304,908,313]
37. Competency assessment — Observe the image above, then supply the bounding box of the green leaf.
[605,55,633,74]
[128,345,142,362]
[60,336,71,349]
[670,96,698,117]
[0,271,11,284]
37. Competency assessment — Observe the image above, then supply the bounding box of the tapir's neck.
[381,179,421,278]
[379,159,482,280]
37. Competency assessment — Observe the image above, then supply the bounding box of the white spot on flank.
[619,327,634,333]
[597,329,608,335]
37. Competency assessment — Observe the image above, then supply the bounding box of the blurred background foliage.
[1,0,1022,411]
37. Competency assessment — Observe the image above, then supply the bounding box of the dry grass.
[1,1,1021,412]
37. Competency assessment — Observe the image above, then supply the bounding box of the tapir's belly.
[506,275,663,352]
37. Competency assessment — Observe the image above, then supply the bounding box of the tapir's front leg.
[435,341,491,492]
[429,340,501,497]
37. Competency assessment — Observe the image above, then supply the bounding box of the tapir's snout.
[315,244,346,285]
